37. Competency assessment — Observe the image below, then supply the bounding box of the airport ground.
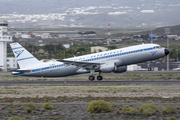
[1,71,180,82]
[0,71,180,120]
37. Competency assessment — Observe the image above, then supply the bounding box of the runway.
[0,80,180,85]
[0,103,179,105]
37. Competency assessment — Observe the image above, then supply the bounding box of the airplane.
[10,42,169,81]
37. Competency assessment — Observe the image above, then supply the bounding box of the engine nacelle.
[114,66,127,73]
[100,60,127,73]
[100,62,114,73]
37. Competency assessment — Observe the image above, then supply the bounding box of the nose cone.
[164,49,169,56]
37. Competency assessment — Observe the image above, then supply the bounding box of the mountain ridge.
[0,0,180,28]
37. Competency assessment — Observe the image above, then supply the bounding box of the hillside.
[138,25,180,36]
[1,0,180,27]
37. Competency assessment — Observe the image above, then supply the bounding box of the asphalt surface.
[0,81,180,85]
[0,103,179,105]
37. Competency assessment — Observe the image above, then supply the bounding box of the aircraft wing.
[57,59,104,69]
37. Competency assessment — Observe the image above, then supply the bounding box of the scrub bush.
[42,102,54,110]
[7,107,13,113]
[26,102,36,110]
[115,109,121,115]
[167,116,177,120]
[122,107,139,115]
[87,100,112,113]
[161,105,178,114]
[122,107,132,113]
[25,107,32,113]
[139,104,158,116]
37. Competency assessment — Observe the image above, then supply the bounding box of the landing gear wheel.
[151,67,154,71]
[89,75,95,81]
[148,67,152,71]
[97,75,103,81]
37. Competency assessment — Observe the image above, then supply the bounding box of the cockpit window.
[154,46,161,49]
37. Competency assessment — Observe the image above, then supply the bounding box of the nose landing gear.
[147,61,154,71]
[148,67,154,71]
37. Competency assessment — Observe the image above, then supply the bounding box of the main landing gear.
[88,70,103,81]
[88,75,103,81]
[89,75,95,81]
[97,75,103,81]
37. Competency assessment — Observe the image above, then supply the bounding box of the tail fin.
[10,42,41,69]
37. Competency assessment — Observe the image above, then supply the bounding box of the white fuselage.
[12,43,167,77]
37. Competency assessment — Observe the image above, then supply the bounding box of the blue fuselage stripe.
[17,57,34,61]
[12,47,23,50]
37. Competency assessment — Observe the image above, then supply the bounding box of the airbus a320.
[10,43,169,81]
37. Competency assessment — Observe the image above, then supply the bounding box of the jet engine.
[100,61,127,73]
[100,62,114,73]
[114,66,127,73]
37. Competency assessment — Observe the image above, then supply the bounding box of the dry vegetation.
[0,84,179,99]
[0,72,180,119]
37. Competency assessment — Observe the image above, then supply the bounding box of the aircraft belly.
[26,66,78,77]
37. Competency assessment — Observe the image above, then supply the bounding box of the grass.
[8,116,23,120]
[0,73,180,104]
[0,85,179,99]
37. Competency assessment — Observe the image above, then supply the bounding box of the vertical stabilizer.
[10,42,41,69]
